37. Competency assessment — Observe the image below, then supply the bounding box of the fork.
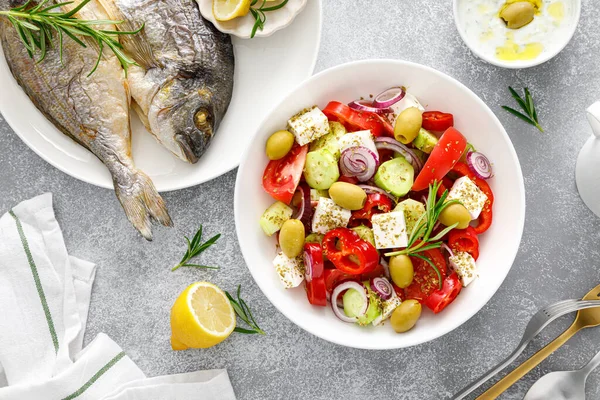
[451,299,600,400]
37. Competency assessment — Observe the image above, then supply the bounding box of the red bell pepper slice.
[324,269,358,293]
[304,243,327,306]
[322,228,379,275]
[448,226,480,260]
[451,162,494,234]
[422,111,454,132]
[322,101,394,137]
[424,273,462,314]
[348,193,393,228]
[412,127,467,192]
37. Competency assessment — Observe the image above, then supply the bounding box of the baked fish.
[0,0,172,240]
[98,0,235,163]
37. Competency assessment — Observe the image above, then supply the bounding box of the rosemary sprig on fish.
[0,0,141,75]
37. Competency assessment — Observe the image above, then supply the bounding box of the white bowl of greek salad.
[234,59,525,349]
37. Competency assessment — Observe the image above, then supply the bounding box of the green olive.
[500,2,535,29]
[389,255,414,289]
[394,107,423,144]
[279,219,305,258]
[266,130,295,160]
[438,203,471,229]
[390,300,422,333]
[328,182,367,210]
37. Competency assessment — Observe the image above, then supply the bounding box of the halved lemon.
[170,282,236,350]
[213,0,251,22]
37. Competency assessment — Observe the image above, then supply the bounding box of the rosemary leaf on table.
[172,225,221,272]
[502,86,544,132]
[226,285,265,335]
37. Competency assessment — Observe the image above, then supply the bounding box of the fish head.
[148,76,220,164]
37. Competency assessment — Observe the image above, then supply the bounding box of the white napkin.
[0,193,237,400]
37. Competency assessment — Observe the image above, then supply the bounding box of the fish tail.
[114,169,173,240]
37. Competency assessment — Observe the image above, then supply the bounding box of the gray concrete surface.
[2,0,600,398]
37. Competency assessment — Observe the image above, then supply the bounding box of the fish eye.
[194,109,211,130]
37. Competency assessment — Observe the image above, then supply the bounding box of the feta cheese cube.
[371,212,408,249]
[390,92,425,117]
[311,197,351,234]
[287,106,330,146]
[337,130,377,155]
[447,176,488,219]
[373,293,401,326]
[273,252,305,289]
[449,251,478,287]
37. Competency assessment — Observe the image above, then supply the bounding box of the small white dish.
[453,0,581,69]
[197,0,307,39]
[0,0,321,191]
[235,59,526,350]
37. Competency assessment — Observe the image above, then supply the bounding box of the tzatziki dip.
[457,0,574,64]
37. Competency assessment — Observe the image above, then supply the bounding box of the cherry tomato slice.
[262,144,308,204]
[422,111,454,132]
[412,127,467,192]
[404,248,447,303]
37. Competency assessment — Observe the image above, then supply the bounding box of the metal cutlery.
[451,299,600,400]
[477,283,600,398]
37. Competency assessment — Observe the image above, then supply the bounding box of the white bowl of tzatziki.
[454,0,581,68]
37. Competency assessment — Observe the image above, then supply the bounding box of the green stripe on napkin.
[61,351,126,400]
[9,210,59,354]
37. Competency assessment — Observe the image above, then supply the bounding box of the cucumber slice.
[305,233,324,244]
[394,199,426,236]
[309,121,347,160]
[351,225,376,247]
[357,290,382,326]
[374,157,414,197]
[413,128,438,154]
[343,288,368,318]
[303,149,340,190]
[259,201,293,236]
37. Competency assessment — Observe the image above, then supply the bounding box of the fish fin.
[114,169,173,240]
[96,0,159,69]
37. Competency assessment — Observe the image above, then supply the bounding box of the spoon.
[523,349,600,400]
[478,283,600,399]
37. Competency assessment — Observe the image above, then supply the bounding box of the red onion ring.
[340,146,379,182]
[370,277,393,300]
[374,137,423,173]
[380,257,391,279]
[356,184,397,203]
[373,87,406,108]
[331,281,368,323]
[303,249,314,283]
[442,243,454,258]
[292,184,313,230]
[466,151,493,179]
[348,100,392,114]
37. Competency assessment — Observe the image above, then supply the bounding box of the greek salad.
[259,87,494,333]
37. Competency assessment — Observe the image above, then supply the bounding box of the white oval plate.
[235,59,525,349]
[0,0,321,191]
[198,0,307,39]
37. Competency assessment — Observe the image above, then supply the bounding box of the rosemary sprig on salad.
[502,86,543,132]
[385,181,460,288]
[226,285,266,335]
[172,225,221,271]
[0,0,142,76]
[249,0,288,38]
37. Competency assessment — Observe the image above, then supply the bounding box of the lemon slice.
[213,0,251,22]
[170,282,236,350]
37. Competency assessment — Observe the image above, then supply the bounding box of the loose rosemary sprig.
[0,0,142,76]
[249,0,288,38]
[385,181,460,289]
[172,225,221,272]
[502,86,544,132]
[226,285,265,335]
